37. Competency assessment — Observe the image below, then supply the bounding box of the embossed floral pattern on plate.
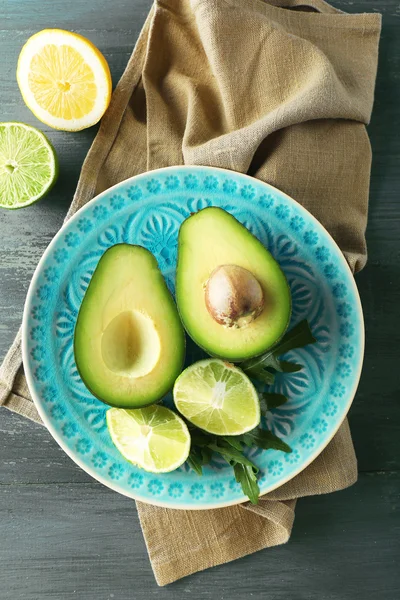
[23,166,364,509]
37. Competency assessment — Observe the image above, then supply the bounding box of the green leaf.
[241,429,292,453]
[271,319,316,358]
[208,442,259,471]
[241,350,278,373]
[187,442,214,475]
[187,452,203,476]
[200,446,213,465]
[190,429,214,447]
[259,393,288,412]
[241,320,316,375]
[259,353,282,372]
[244,361,301,385]
[262,355,302,373]
[222,436,244,451]
[278,361,303,373]
[245,366,275,385]
[233,463,260,505]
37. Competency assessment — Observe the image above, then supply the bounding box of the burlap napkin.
[0,0,381,586]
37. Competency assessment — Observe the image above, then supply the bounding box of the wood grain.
[0,474,399,599]
[1,0,399,597]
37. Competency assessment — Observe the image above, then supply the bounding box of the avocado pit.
[205,264,264,329]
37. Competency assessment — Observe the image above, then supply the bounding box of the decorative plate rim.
[21,165,365,510]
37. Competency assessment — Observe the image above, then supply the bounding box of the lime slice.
[174,359,260,436]
[106,405,191,473]
[0,122,58,209]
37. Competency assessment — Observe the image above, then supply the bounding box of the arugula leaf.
[278,361,303,373]
[271,319,316,358]
[259,392,288,412]
[190,429,213,447]
[187,435,262,502]
[187,442,214,475]
[187,451,204,476]
[259,354,302,373]
[222,436,244,451]
[240,429,292,453]
[182,391,293,500]
[233,463,260,505]
[241,320,315,383]
[200,446,213,465]
[258,353,282,372]
[187,426,291,502]
[208,442,259,471]
[245,366,275,385]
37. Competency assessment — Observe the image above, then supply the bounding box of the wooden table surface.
[1,1,399,598]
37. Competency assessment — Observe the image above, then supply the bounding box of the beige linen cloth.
[0,0,381,586]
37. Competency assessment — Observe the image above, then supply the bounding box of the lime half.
[106,405,191,473]
[174,359,260,436]
[0,122,58,209]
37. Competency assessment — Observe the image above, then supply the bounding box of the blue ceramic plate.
[22,166,364,509]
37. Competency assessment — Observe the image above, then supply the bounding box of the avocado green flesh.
[74,244,185,408]
[176,207,291,361]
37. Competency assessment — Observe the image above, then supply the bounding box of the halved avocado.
[74,244,185,408]
[175,207,291,361]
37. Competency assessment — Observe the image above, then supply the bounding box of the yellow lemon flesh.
[17,29,112,131]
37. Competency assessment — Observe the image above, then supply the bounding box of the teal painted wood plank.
[0,0,399,598]
[0,472,399,599]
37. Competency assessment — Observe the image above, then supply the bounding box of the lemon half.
[17,29,112,131]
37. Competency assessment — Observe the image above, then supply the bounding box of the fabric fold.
[137,498,297,586]
[1,0,380,587]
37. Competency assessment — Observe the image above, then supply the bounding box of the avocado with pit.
[74,244,185,408]
[176,207,291,361]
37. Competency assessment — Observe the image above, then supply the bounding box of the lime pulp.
[0,122,58,209]
[173,359,261,436]
[106,405,191,473]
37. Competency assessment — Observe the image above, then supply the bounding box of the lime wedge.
[106,405,191,473]
[174,359,260,436]
[0,122,58,209]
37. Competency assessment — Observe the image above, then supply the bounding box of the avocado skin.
[74,244,186,408]
[175,208,292,362]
